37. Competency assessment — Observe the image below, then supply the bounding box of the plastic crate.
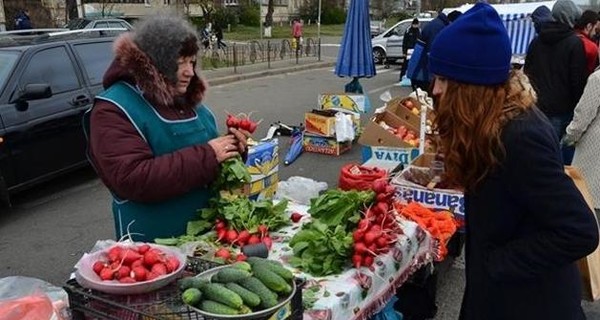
[64,257,305,320]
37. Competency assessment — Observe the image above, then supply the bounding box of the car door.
[1,45,90,188]
[386,21,410,58]
[71,40,115,97]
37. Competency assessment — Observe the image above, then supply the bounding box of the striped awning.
[499,13,536,56]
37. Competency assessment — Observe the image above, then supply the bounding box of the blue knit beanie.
[429,2,511,85]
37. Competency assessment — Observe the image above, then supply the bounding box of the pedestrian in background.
[14,9,32,30]
[84,15,250,242]
[563,65,600,215]
[524,0,586,165]
[214,23,226,49]
[429,3,599,319]
[399,18,420,83]
[531,5,554,34]
[292,18,303,51]
[574,10,600,74]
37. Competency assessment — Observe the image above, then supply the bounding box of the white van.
[371,17,433,65]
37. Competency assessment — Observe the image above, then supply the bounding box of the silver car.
[371,17,432,64]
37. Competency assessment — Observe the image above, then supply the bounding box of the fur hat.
[132,15,200,85]
[428,2,511,85]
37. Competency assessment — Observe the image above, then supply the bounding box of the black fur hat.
[133,14,200,85]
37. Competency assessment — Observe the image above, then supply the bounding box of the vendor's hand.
[228,127,251,153]
[208,135,239,163]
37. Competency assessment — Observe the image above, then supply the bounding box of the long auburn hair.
[434,70,536,192]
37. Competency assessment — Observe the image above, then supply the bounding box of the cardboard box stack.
[302,93,369,156]
[243,138,279,200]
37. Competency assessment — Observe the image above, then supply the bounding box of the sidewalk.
[202,57,336,86]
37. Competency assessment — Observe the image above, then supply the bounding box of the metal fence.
[199,37,321,71]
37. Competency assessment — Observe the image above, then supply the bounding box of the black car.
[0,30,118,205]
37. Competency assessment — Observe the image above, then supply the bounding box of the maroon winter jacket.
[88,34,220,203]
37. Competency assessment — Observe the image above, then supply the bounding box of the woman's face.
[432,76,448,98]
[176,56,196,94]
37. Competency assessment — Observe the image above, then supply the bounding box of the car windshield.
[0,51,19,92]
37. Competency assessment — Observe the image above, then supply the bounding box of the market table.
[269,202,436,320]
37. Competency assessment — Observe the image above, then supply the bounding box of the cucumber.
[199,283,243,309]
[177,277,196,291]
[199,300,240,315]
[225,282,261,308]
[232,261,252,272]
[214,267,252,283]
[247,258,294,282]
[252,265,292,295]
[181,288,202,306]
[238,277,279,309]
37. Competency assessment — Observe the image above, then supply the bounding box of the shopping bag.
[406,40,427,82]
[565,166,600,301]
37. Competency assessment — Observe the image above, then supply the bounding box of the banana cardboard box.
[244,138,279,200]
[318,93,370,114]
[302,133,352,156]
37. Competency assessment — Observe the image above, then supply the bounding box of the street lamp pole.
[260,0,263,40]
[317,0,322,60]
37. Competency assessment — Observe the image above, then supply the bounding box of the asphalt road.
[2,61,600,319]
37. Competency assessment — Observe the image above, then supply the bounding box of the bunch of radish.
[92,244,181,283]
[225,112,261,134]
[214,219,273,262]
[351,178,402,269]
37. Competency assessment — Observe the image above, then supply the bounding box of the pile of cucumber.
[178,257,295,316]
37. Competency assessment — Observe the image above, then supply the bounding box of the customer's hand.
[208,135,239,163]
[228,127,251,152]
[560,134,577,147]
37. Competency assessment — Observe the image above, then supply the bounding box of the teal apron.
[84,81,218,242]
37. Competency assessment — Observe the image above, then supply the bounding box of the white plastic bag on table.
[335,112,355,142]
[274,176,328,205]
[0,276,71,320]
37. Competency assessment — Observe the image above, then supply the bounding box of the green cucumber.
[181,288,202,306]
[232,261,252,272]
[252,265,292,295]
[238,277,279,309]
[199,283,243,309]
[199,300,240,315]
[225,282,261,308]
[213,267,252,283]
[247,257,294,282]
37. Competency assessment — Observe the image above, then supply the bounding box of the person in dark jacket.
[14,9,32,30]
[524,0,586,165]
[409,11,450,93]
[84,15,249,242]
[429,3,599,319]
[399,18,420,81]
[214,23,226,49]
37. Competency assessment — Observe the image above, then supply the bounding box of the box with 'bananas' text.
[244,139,279,200]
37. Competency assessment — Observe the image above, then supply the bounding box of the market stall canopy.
[443,1,556,55]
[335,0,377,81]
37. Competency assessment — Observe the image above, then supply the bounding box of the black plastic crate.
[64,257,304,320]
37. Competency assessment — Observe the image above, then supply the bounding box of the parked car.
[65,18,133,31]
[370,20,386,37]
[0,30,117,205]
[371,17,432,64]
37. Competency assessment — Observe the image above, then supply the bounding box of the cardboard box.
[303,133,352,156]
[319,93,369,114]
[358,110,420,149]
[304,111,337,137]
[391,153,465,225]
[247,172,279,201]
[244,139,279,199]
[361,145,420,166]
[385,96,422,129]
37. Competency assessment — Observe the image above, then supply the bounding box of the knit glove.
[560,134,577,147]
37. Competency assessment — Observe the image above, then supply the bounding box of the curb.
[206,61,336,86]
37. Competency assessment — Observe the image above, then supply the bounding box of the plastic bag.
[373,296,403,320]
[335,112,355,142]
[0,276,71,320]
[274,176,328,205]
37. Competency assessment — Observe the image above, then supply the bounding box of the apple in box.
[402,99,420,116]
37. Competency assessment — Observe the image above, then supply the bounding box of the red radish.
[352,254,363,268]
[226,229,239,243]
[166,256,180,272]
[236,254,248,261]
[226,115,240,128]
[385,185,395,194]
[247,121,258,134]
[122,250,143,265]
[372,179,388,194]
[354,242,367,254]
[131,259,144,269]
[93,261,106,275]
[131,266,147,281]
[290,212,303,223]
[368,244,377,254]
[99,267,114,281]
[376,193,390,203]
[239,118,251,131]
[353,230,365,242]
[262,236,273,249]
[215,248,231,260]
[369,225,382,233]
[364,256,374,267]
[119,276,137,283]
[108,246,123,262]
[258,225,268,237]
[116,266,131,279]
[248,235,261,245]
[237,230,251,244]
[376,202,389,215]
[144,250,162,267]
[151,263,168,276]
[376,236,389,248]
[364,231,378,245]
[217,229,227,242]
[358,219,371,231]
[137,244,151,255]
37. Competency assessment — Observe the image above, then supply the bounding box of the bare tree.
[99,0,117,17]
[179,0,214,18]
[264,0,274,27]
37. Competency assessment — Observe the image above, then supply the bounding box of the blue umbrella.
[335,0,377,88]
[284,128,304,166]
